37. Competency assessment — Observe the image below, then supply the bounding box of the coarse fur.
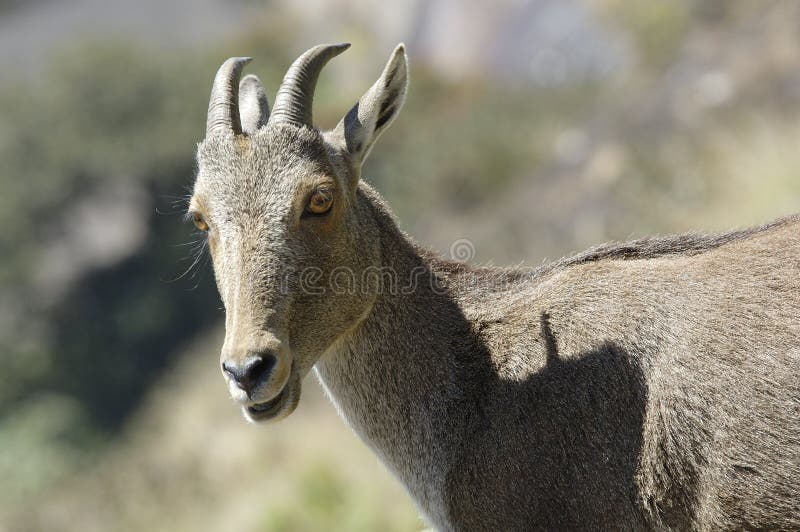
[189,44,800,530]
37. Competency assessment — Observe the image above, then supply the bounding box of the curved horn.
[270,43,350,127]
[206,57,252,138]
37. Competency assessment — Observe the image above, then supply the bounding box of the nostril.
[245,353,276,388]
[223,353,277,392]
[222,360,237,379]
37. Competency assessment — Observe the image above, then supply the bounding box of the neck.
[314,185,476,527]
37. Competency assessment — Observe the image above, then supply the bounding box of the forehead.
[193,125,333,205]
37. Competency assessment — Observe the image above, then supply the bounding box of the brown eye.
[305,188,334,216]
[192,211,209,232]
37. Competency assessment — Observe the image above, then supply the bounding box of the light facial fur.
[189,44,800,530]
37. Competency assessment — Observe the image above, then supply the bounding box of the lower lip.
[246,388,285,417]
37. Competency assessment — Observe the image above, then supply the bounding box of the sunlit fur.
[191,45,800,530]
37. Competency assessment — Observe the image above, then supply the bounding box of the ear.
[239,74,270,134]
[330,44,408,169]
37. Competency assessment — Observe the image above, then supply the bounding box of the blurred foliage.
[600,0,690,69]
[375,75,599,214]
[0,42,220,505]
[261,462,419,532]
[3,1,800,530]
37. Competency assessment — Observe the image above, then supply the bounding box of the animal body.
[188,43,800,530]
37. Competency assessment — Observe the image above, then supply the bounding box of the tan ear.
[238,74,270,134]
[330,44,408,168]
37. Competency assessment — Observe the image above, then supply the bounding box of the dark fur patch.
[385,65,399,90]
[376,105,397,130]
[539,312,559,365]
[379,87,399,117]
[533,215,799,278]
[344,103,361,131]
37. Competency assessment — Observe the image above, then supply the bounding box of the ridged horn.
[270,43,350,127]
[206,57,252,138]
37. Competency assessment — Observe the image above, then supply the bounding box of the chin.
[242,377,301,423]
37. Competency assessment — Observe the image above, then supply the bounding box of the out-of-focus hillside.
[2,1,800,530]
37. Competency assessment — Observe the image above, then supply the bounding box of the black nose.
[222,353,276,394]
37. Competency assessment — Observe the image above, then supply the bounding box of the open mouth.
[245,387,286,420]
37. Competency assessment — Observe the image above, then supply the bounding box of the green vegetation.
[3,2,800,530]
[262,462,420,532]
[0,43,217,508]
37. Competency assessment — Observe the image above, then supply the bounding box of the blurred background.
[2,1,800,530]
